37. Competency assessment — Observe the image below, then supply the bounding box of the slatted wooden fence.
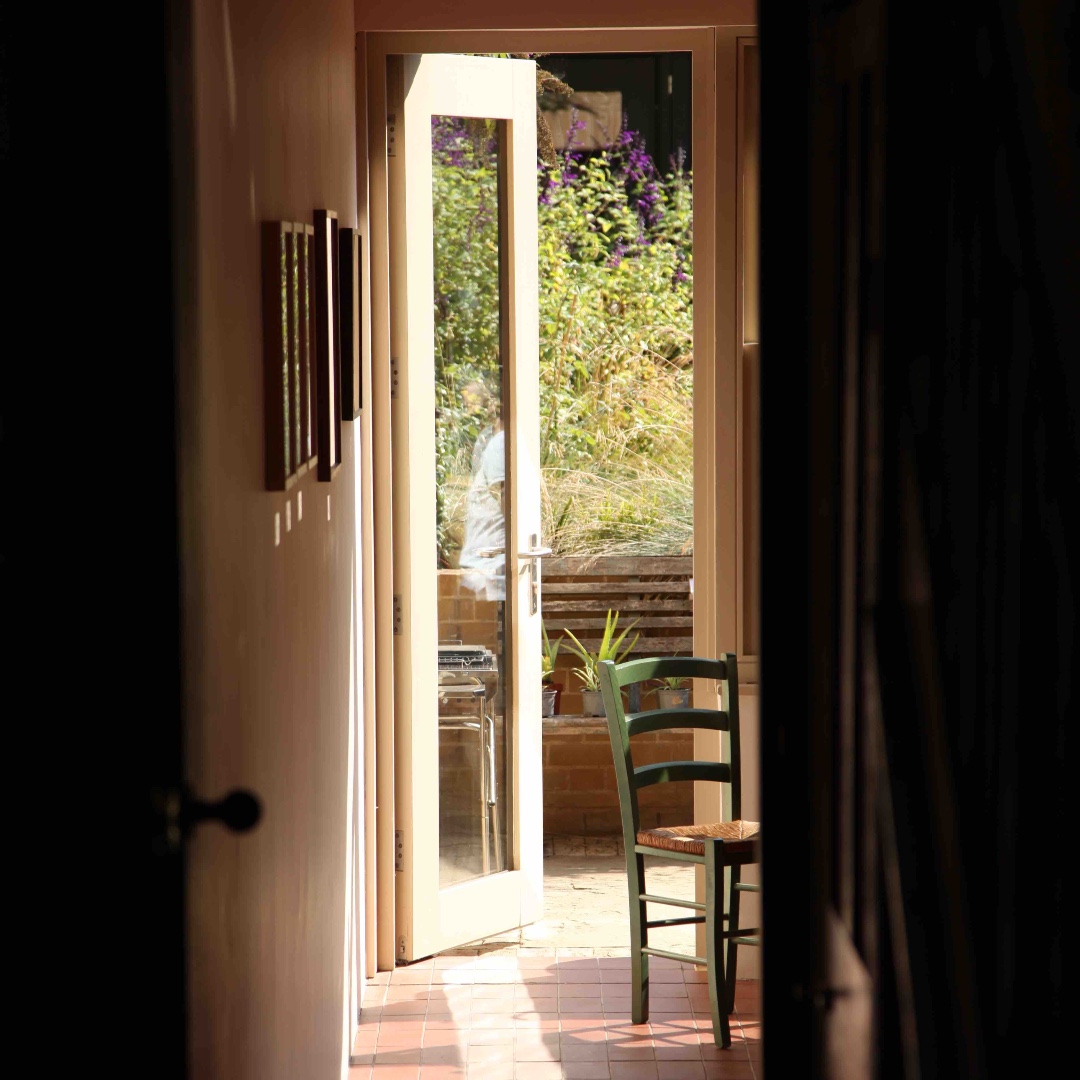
[541,555,696,833]
[541,555,694,655]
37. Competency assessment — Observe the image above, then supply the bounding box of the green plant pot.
[580,689,605,716]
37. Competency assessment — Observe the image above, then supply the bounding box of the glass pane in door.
[432,116,511,887]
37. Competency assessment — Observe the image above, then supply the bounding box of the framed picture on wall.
[314,208,342,481]
[262,220,298,491]
[339,227,361,419]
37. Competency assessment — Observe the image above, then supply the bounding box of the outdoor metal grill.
[437,643,502,875]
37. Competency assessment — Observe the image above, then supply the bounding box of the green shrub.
[432,116,694,563]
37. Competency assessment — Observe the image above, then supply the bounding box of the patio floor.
[350,837,761,1079]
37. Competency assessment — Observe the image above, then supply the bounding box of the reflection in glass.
[433,116,511,887]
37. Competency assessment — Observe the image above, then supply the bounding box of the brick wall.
[438,570,502,651]
[439,567,695,838]
[543,721,695,836]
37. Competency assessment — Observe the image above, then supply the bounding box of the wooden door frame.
[357,23,751,972]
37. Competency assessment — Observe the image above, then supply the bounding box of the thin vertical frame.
[333,216,344,443]
[736,38,761,666]
[288,222,302,472]
[315,208,342,480]
[339,228,362,417]
[299,224,315,467]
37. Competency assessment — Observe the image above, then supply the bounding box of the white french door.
[387,53,543,961]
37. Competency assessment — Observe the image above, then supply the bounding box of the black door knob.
[182,790,262,833]
[151,787,263,855]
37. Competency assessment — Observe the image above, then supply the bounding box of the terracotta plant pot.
[580,689,606,716]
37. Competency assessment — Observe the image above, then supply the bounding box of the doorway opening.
[362,21,757,996]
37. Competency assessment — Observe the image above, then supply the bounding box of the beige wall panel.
[183,0,359,1077]
[355,33,382,983]
[740,43,760,346]
[732,49,759,977]
[741,343,761,657]
[736,691,761,978]
[355,0,754,30]
[695,23,746,824]
[737,40,760,662]
[366,36,400,974]
[693,24,754,959]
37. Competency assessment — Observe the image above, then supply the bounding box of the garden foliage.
[432,114,694,562]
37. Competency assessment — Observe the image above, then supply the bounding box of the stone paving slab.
[445,837,699,958]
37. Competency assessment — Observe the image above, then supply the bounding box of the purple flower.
[626,145,652,180]
[566,110,587,142]
[672,248,690,287]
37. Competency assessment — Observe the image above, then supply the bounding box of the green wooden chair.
[597,654,760,1048]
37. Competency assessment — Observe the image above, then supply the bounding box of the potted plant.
[654,674,691,710]
[648,652,691,708]
[541,622,563,717]
[563,610,641,716]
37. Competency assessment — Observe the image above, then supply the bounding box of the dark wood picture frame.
[263,221,319,491]
[287,220,302,474]
[339,228,362,418]
[314,209,342,481]
[262,221,297,491]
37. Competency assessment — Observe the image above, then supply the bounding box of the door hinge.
[398,936,407,960]
[387,113,398,158]
[390,355,400,398]
[393,594,403,635]
[395,829,404,872]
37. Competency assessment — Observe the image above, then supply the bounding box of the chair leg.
[725,866,741,1015]
[628,850,649,1024]
[704,839,732,1048]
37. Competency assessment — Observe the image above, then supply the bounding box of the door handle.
[517,545,553,560]
[152,787,263,855]
[183,789,262,833]
[518,535,551,615]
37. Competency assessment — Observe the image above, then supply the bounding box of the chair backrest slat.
[614,656,726,687]
[598,653,742,839]
[634,760,731,788]
[626,707,729,738]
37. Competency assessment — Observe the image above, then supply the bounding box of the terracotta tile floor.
[350,955,761,1079]
[350,840,761,1078]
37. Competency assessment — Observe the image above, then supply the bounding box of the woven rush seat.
[637,819,760,857]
